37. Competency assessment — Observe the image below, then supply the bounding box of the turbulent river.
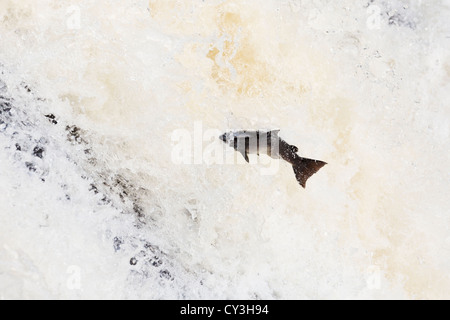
[0,0,449,299]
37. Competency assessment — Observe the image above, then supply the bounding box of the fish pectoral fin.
[238,149,250,163]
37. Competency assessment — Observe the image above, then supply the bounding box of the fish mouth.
[219,133,227,142]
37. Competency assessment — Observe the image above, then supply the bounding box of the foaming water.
[0,0,449,299]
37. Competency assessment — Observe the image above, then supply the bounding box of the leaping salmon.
[220,130,326,188]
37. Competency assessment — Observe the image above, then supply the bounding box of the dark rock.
[89,184,99,194]
[159,270,174,281]
[25,162,36,172]
[33,146,45,158]
[20,83,32,93]
[0,100,11,114]
[151,256,163,268]
[100,196,111,205]
[66,125,85,144]
[113,237,124,252]
[133,204,144,217]
[45,114,58,125]
[144,242,157,253]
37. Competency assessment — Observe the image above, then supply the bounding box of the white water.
[0,0,449,299]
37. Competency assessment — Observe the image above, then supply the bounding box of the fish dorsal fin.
[267,130,280,139]
[238,131,253,138]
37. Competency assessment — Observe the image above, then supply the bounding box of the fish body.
[220,130,326,188]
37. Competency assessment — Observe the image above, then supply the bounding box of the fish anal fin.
[268,130,280,139]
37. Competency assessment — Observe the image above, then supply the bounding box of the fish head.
[219,132,234,144]
[219,132,227,142]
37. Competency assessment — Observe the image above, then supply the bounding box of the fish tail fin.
[292,157,327,188]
